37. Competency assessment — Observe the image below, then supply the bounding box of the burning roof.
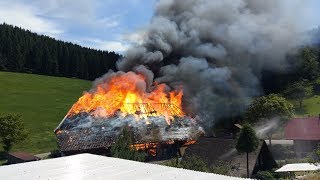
[68,71,184,123]
[55,71,203,153]
[55,112,202,152]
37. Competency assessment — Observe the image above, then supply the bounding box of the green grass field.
[0,71,91,154]
[293,95,320,116]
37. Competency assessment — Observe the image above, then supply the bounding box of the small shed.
[276,163,320,172]
[182,137,277,178]
[285,117,320,158]
[7,152,40,164]
[275,163,320,179]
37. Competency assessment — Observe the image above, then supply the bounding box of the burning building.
[55,71,203,158]
[55,0,307,160]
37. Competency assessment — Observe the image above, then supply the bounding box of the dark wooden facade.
[183,137,277,178]
[293,140,320,158]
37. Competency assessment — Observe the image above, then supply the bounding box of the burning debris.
[55,71,203,157]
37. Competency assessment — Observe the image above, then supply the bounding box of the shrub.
[180,155,210,172]
[254,171,275,180]
[0,113,28,152]
[111,127,145,162]
[211,161,231,175]
[164,156,231,175]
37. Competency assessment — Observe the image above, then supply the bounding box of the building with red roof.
[285,116,320,158]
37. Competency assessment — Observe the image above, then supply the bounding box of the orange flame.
[148,149,157,156]
[130,140,196,156]
[131,142,158,151]
[130,143,158,156]
[68,72,184,123]
[183,140,197,146]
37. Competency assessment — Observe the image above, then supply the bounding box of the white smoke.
[66,112,203,143]
[255,117,281,138]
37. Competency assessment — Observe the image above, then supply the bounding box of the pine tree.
[236,124,259,178]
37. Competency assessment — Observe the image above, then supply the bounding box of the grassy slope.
[0,71,91,153]
[294,95,320,116]
[302,95,320,115]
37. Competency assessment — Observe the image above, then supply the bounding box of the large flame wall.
[68,71,184,122]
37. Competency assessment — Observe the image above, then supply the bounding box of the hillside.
[0,23,120,80]
[0,71,91,153]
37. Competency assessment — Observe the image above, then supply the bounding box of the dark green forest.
[0,23,121,80]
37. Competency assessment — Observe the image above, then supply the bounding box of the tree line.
[0,23,121,80]
[262,45,320,94]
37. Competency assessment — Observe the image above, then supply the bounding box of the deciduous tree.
[284,81,313,109]
[245,94,294,123]
[299,48,319,80]
[0,113,28,152]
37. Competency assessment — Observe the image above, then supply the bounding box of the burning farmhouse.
[54,71,203,159]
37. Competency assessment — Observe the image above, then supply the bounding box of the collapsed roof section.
[55,103,203,153]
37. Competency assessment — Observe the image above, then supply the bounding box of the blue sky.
[0,0,319,53]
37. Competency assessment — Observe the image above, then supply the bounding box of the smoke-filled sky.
[69,0,317,132]
[0,0,319,53]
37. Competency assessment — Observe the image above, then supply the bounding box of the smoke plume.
[112,0,307,131]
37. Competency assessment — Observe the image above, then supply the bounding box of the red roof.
[285,117,320,140]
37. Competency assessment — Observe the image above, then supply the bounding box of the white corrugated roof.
[0,153,247,180]
[276,163,320,172]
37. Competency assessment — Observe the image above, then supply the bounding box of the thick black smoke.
[115,0,306,132]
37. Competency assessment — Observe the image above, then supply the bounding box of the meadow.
[293,95,320,116]
[0,71,91,153]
